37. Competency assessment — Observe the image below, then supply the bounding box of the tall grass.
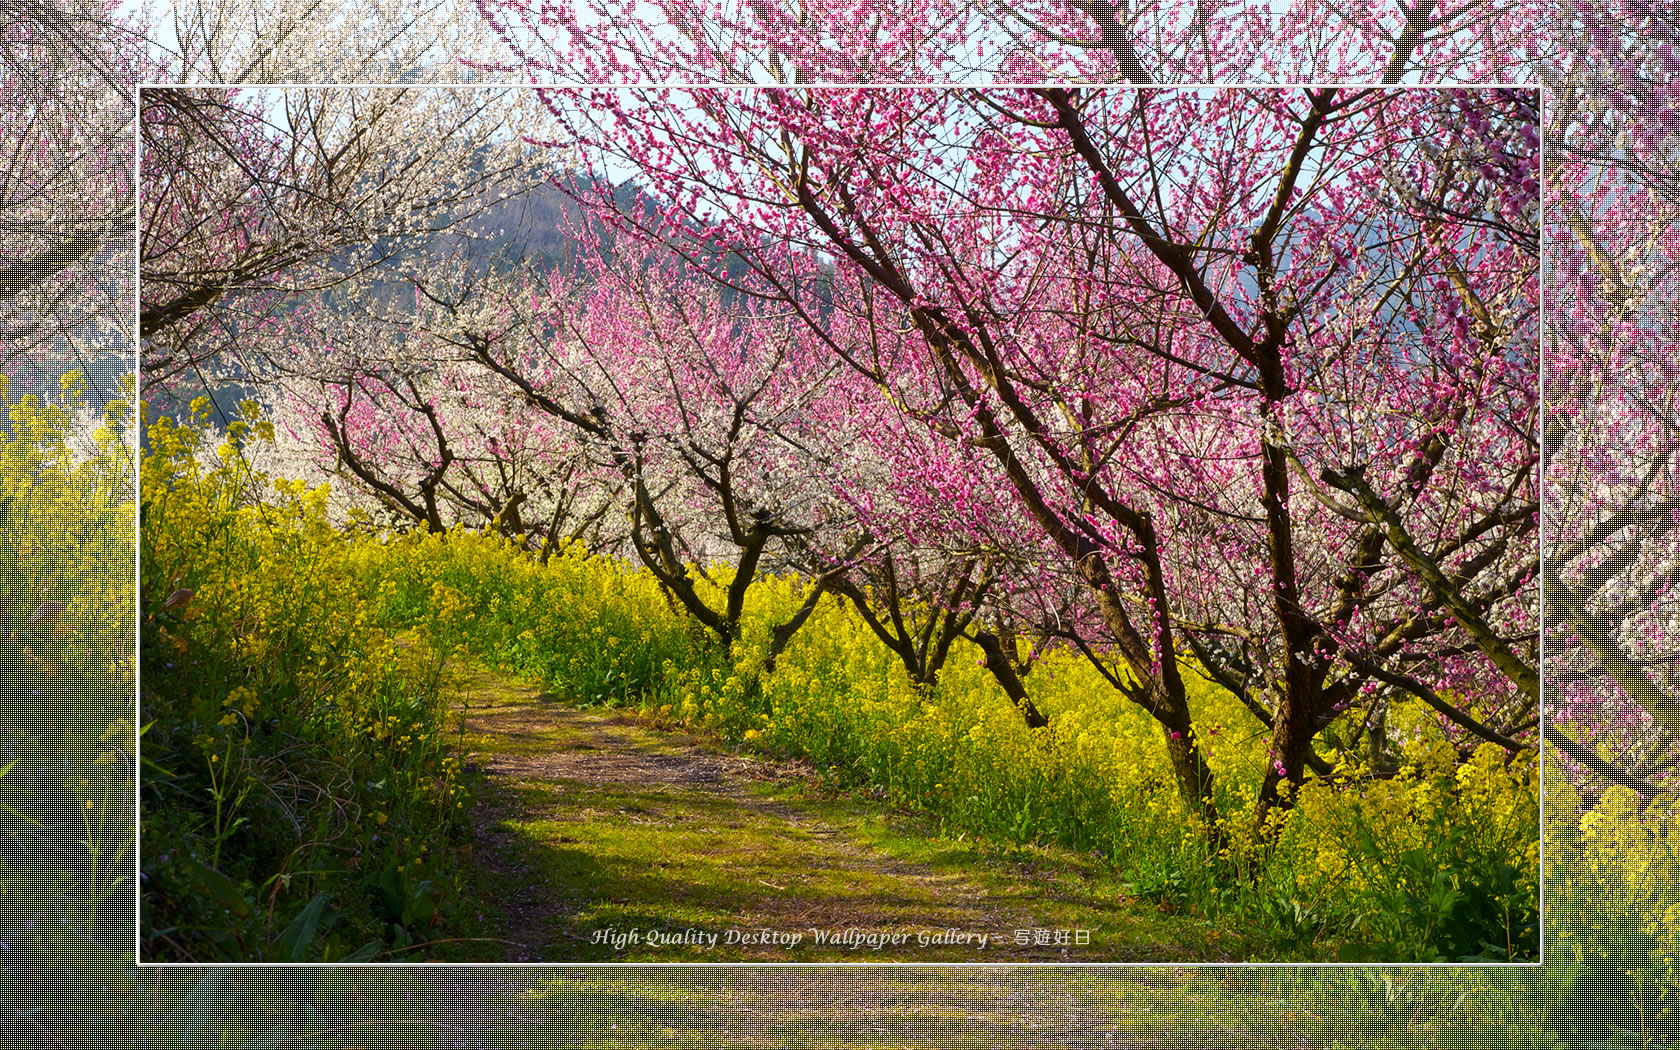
[0,372,135,956]
[140,400,478,962]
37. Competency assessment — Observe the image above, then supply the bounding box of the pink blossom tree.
[809,353,1056,723]
[459,227,862,657]
[472,0,1679,810]
[522,85,1539,841]
[476,0,1547,85]
[264,257,624,555]
[1542,6,1680,798]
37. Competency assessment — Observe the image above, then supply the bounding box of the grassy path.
[451,663,1254,963]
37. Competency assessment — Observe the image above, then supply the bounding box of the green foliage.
[139,400,477,962]
[357,525,693,709]
[1545,781,1680,1044]
[0,371,135,705]
[0,372,135,953]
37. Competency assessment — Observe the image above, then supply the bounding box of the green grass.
[0,374,135,961]
[451,664,1249,963]
[138,402,484,963]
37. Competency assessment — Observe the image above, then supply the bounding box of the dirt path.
[452,664,1236,963]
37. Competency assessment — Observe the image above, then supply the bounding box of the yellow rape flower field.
[0,372,135,954]
[129,395,1569,969]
